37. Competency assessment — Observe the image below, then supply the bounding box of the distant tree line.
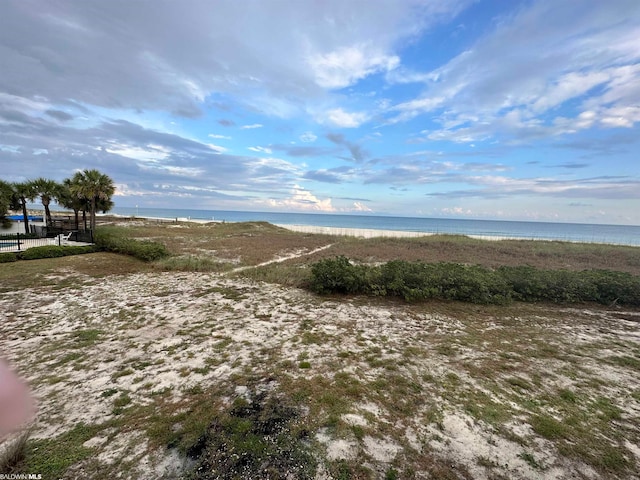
[0,169,115,231]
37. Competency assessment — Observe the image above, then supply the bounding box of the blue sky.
[1,0,639,224]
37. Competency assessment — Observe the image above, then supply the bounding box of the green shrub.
[309,257,640,306]
[0,252,18,263]
[17,245,96,260]
[309,256,368,294]
[498,267,640,306]
[586,270,640,306]
[94,229,169,262]
[375,261,511,304]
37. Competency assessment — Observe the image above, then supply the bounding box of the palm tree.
[0,180,14,229]
[70,169,115,231]
[32,178,61,227]
[58,177,85,230]
[11,181,37,233]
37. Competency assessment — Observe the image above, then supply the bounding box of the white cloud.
[351,201,372,212]
[240,123,263,129]
[441,206,472,216]
[248,146,273,154]
[104,143,171,163]
[529,71,611,113]
[391,0,640,139]
[208,133,231,139]
[206,143,227,153]
[308,44,399,89]
[600,105,640,128]
[263,185,335,212]
[321,108,369,128]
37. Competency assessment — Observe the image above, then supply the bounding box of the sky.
[0,0,639,225]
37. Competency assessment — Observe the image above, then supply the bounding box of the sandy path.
[228,243,334,273]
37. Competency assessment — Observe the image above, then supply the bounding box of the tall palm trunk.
[20,196,29,234]
[43,199,52,227]
[90,197,97,231]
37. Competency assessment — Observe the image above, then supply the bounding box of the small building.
[3,215,46,235]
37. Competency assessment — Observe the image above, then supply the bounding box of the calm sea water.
[111,207,640,246]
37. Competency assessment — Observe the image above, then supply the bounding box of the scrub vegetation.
[309,256,640,306]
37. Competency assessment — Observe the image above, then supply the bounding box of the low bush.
[309,256,369,294]
[375,261,511,304]
[0,233,38,240]
[309,257,640,306]
[0,252,19,263]
[17,245,96,260]
[94,229,169,262]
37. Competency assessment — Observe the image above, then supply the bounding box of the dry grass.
[96,219,640,279]
[0,431,30,473]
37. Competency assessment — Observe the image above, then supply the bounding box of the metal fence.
[0,230,94,252]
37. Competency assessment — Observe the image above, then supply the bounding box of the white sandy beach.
[275,224,434,239]
[100,214,532,241]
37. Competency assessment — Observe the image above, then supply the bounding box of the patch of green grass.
[208,286,247,301]
[558,388,578,403]
[591,396,622,421]
[72,329,102,347]
[518,451,544,470]
[112,393,132,414]
[298,361,312,369]
[464,394,512,426]
[385,467,400,480]
[506,376,533,391]
[112,367,135,379]
[529,414,569,440]
[100,388,119,398]
[24,423,103,479]
[606,355,640,370]
[50,351,85,367]
[328,460,373,480]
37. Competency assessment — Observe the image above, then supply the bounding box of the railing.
[0,231,94,252]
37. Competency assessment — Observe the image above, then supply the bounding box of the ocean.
[110,207,640,246]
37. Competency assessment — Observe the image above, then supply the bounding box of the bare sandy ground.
[1,265,639,478]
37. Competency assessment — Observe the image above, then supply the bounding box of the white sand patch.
[625,440,640,463]
[341,413,368,427]
[362,436,400,463]
[358,402,381,416]
[316,429,358,461]
[428,412,554,480]
[404,426,421,451]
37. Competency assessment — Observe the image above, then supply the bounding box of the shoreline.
[100,215,520,241]
[104,214,638,245]
[97,213,640,246]
[276,224,572,242]
[13,211,637,246]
